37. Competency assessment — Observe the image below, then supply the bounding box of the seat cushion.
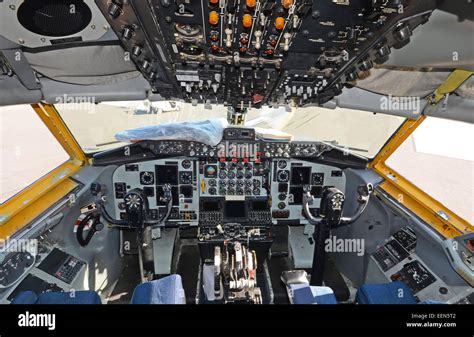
[290,284,338,304]
[131,274,186,304]
[356,281,417,304]
[12,290,101,304]
[37,290,102,304]
[11,291,39,304]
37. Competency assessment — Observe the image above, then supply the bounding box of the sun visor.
[24,44,138,85]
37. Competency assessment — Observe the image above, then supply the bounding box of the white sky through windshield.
[56,101,405,158]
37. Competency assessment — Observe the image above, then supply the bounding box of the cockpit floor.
[107,254,141,304]
[175,242,201,304]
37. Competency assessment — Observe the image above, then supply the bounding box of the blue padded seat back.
[355,281,417,304]
[131,274,186,304]
[11,291,39,304]
[12,290,102,304]
[37,291,102,304]
[290,285,338,304]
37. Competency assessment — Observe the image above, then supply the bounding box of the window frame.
[370,116,473,238]
[0,103,87,239]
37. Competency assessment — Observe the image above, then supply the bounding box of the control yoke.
[303,183,373,286]
[122,183,173,228]
[303,183,373,227]
[87,183,174,229]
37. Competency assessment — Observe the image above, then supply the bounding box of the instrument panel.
[110,137,346,226]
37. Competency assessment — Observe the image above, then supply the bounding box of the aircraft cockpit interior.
[0,1,473,331]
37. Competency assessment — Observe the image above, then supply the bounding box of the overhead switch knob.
[246,0,257,9]
[282,0,294,9]
[122,26,133,39]
[394,24,412,42]
[108,3,121,18]
[243,14,253,29]
[209,11,219,26]
[275,17,285,30]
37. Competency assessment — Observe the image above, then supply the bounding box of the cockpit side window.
[0,104,85,239]
[371,116,474,238]
[386,117,473,225]
[0,105,69,204]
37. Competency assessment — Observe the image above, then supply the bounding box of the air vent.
[17,0,92,37]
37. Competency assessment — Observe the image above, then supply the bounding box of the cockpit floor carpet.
[322,256,351,302]
[175,244,200,304]
[107,254,141,304]
[267,257,292,304]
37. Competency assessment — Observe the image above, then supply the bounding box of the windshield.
[56,101,405,158]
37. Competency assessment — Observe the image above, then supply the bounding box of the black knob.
[394,24,412,42]
[376,44,391,58]
[122,26,133,39]
[142,60,151,70]
[132,45,142,57]
[346,70,357,82]
[108,3,121,18]
[359,59,373,71]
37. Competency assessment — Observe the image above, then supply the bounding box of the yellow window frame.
[370,70,474,238]
[0,103,88,239]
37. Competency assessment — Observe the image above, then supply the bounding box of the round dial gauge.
[277,160,288,169]
[140,171,154,185]
[182,160,192,169]
[277,170,290,183]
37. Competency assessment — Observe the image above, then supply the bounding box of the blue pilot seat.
[288,284,338,304]
[131,274,186,304]
[11,290,102,304]
[355,281,417,304]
